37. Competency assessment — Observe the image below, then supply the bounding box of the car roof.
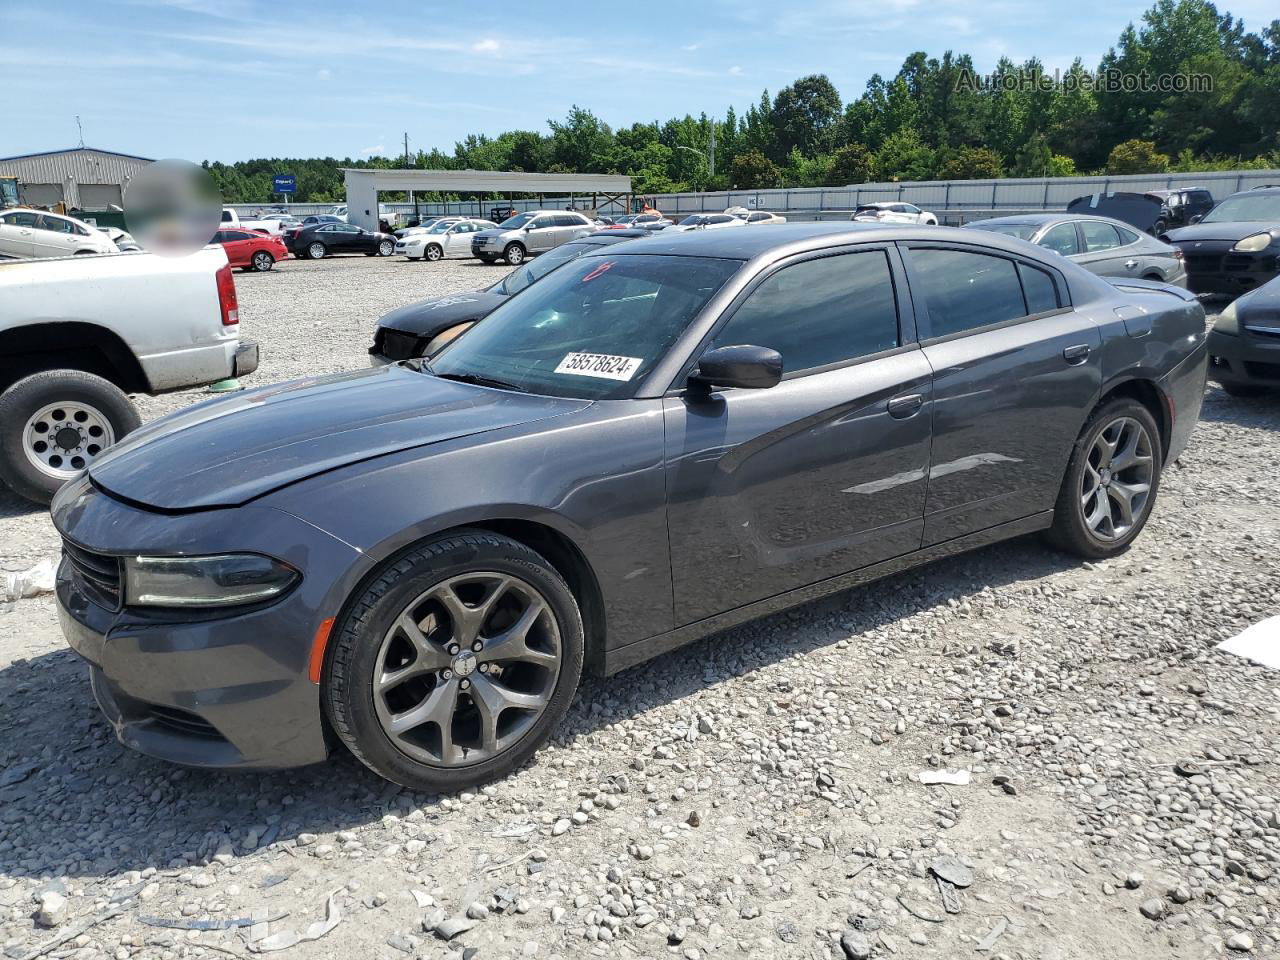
[585,221,1060,262]
[1231,186,1280,197]
[570,229,650,244]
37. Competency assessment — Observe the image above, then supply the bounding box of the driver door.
[663,245,933,625]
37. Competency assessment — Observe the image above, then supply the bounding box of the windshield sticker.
[555,352,643,381]
[580,260,616,283]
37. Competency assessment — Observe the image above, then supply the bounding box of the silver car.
[471,211,595,265]
[966,214,1187,286]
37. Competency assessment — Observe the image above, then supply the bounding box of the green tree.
[827,143,874,183]
[1106,138,1171,173]
[769,74,843,161]
[874,129,937,181]
[731,150,782,189]
[940,146,1004,179]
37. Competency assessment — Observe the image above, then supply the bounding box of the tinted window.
[496,241,597,295]
[1018,263,1060,314]
[552,215,577,228]
[1081,221,1122,251]
[968,222,1038,241]
[710,251,899,374]
[1116,226,1141,245]
[1190,191,1212,204]
[210,231,226,243]
[530,218,555,230]
[38,216,75,234]
[221,211,234,222]
[911,249,1026,338]
[430,254,741,400]
[1039,222,1081,256]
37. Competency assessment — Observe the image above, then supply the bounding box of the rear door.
[901,243,1102,544]
[222,230,253,267]
[664,244,933,624]
[32,214,87,257]
[0,211,38,257]
[1075,220,1132,277]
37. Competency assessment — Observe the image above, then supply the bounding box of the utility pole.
[403,132,410,168]
[708,122,716,179]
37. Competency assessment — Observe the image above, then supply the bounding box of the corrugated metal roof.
[342,168,631,193]
[0,147,153,162]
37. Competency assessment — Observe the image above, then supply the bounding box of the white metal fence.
[227,168,1280,225]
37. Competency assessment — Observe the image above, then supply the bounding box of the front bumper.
[1173,240,1280,295]
[1206,327,1280,389]
[52,476,366,770]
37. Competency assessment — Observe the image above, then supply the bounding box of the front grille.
[1244,361,1280,381]
[147,705,224,740]
[1224,254,1256,273]
[62,540,122,610]
[1184,254,1223,275]
[377,329,425,362]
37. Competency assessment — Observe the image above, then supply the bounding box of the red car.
[212,228,288,272]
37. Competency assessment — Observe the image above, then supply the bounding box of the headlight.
[124,554,299,607]
[1212,300,1239,335]
[1232,232,1273,253]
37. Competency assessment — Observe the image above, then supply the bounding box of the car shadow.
[0,532,1075,881]
[1197,383,1280,428]
[0,484,45,520]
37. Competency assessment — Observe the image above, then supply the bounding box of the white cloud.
[472,38,500,53]
[359,144,386,156]
[728,65,743,75]
[682,43,700,51]
[316,68,331,80]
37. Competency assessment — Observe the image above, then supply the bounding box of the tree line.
[204,0,1279,204]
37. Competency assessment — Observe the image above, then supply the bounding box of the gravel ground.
[0,255,1277,960]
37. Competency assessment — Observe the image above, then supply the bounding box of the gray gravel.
[0,259,1277,960]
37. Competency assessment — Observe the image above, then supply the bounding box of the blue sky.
[4,0,1276,163]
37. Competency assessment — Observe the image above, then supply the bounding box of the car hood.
[1164,222,1280,243]
[88,365,589,511]
[1236,275,1280,326]
[377,290,508,337]
[473,229,515,241]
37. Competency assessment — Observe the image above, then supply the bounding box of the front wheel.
[503,243,526,266]
[424,244,443,262]
[251,251,275,272]
[323,529,584,791]
[308,242,327,260]
[378,240,394,257]
[1047,399,1162,558]
[0,370,141,505]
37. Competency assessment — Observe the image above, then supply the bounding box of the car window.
[317,224,336,232]
[1038,222,1081,256]
[339,224,360,234]
[37,215,76,234]
[910,248,1027,338]
[968,222,1038,241]
[903,204,920,214]
[495,241,597,295]
[527,218,554,230]
[1018,262,1060,314]
[710,251,900,375]
[221,211,234,222]
[1190,191,1212,205]
[1081,221,1122,252]
[1116,226,1141,245]
[210,231,225,243]
[430,254,742,400]
[747,213,768,222]
[2,212,36,227]
[1204,194,1280,223]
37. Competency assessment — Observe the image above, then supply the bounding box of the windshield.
[679,215,712,226]
[494,241,600,296]
[1204,194,1280,223]
[428,220,456,234]
[499,212,536,229]
[430,254,742,399]
[967,222,1039,240]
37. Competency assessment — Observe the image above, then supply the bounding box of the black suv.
[1145,188,1215,233]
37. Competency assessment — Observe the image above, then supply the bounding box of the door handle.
[1124,259,1138,269]
[887,393,924,419]
[1063,343,1091,364]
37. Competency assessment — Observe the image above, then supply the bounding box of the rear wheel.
[503,243,526,266]
[0,370,141,505]
[308,242,327,260]
[1047,398,1162,558]
[251,251,275,272]
[323,529,584,791]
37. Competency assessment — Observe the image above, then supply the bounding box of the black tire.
[308,242,327,260]
[323,529,585,791]
[1220,381,1264,398]
[1153,219,1167,235]
[378,240,395,257]
[477,256,497,264]
[251,251,275,272]
[503,243,526,266]
[0,370,141,505]
[1046,398,1163,559]
[425,244,443,262]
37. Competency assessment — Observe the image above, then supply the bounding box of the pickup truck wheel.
[308,242,327,260]
[0,370,141,505]
[503,243,526,266]
[251,251,275,272]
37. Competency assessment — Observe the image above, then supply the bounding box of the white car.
[673,213,746,232]
[727,208,788,225]
[395,218,497,261]
[851,202,938,225]
[0,209,119,259]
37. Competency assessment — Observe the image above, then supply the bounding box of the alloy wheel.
[22,401,116,479]
[309,242,326,259]
[253,252,273,271]
[426,245,442,261]
[372,572,562,767]
[1080,416,1154,541]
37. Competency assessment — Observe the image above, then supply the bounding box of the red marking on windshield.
[581,260,616,283]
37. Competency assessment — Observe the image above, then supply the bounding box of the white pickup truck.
[221,208,285,235]
[0,247,259,503]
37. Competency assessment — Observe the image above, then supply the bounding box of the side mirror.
[692,345,782,390]
[1189,214,1203,224]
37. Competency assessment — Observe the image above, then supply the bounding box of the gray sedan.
[967,214,1187,286]
[52,223,1208,791]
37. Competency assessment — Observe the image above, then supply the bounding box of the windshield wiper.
[428,369,527,393]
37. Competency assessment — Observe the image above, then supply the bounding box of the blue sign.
[273,174,297,194]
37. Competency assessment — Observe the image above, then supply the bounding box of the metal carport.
[341,169,632,231]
